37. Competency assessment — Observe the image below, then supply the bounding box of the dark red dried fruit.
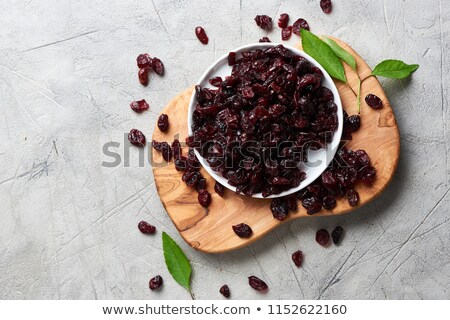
[292,18,310,35]
[254,15,273,30]
[316,229,330,246]
[359,165,376,185]
[320,0,333,14]
[347,188,359,207]
[291,250,303,267]
[248,276,268,292]
[128,129,146,147]
[259,37,271,43]
[172,139,182,160]
[281,26,293,41]
[152,57,164,75]
[152,140,162,151]
[285,196,298,211]
[331,226,343,245]
[219,285,230,298]
[137,53,152,69]
[209,76,222,87]
[302,196,322,214]
[149,275,163,290]
[195,26,209,44]
[174,157,187,171]
[232,223,253,238]
[130,99,149,113]
[346,115,361,132]
[214,181,225,197]
[157,114,169,132]
[228,52,236,66]
[160,142,172,162]
[182,170,201,187]
[196,178,207,191]
[323,196,337,210]
[365,94,383,109]
[138,221,156,234]
[138,68,149,86]
[278,13,289,28]
[271,198,289,221]
[198,189,211,207]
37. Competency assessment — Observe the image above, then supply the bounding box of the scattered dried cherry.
[152,58,164,75]
[254,15,273,30]
[346,115,361,132]
[365,94,383,109]
[138,221,156,234]
[331,226,343,244]
[128,129,146,147]
[138,68,149,86]
[130,99,149,113]
[248,276,268,292]
[174,157,188,171]
[281,26,293,41]
[157,114,169,132]
[198,189,211,207]
[291,250,303,267]
[320,0,333,14]
[195,26,209,45]
[292,18,310,35]
[214,181,225,197]
[316,229,330,246]
[271,198,289,221]
[347,188,359,207]
[285,196,298,211]
[359,165,376,185]
[302,196,322,214]
[322,196,337,210]
[196,178,207,191]
[259,37,271,43]
[160,142,172,162]
[232,223,253,238]
[137,53,152,69]
[152,140,162,151]
[219,285,230,298]
[278,13,289,28]
[149,275,163,290]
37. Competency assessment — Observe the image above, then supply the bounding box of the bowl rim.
[187,42,343,199]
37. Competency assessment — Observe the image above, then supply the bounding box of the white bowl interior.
[188,43,343,199]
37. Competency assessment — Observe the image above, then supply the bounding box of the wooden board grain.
[151,38,400,253]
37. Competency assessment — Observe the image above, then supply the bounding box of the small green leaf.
[301,29,347,83]
[371,59,419,79]
[322,37,357,70]
[162,232,192,291]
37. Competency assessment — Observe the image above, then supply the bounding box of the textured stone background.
[0,0,449,299]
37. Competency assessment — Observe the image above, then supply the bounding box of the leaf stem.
[360,74,372,84]
[189,290,195,300]
[345,83,357,96]
[357,78,362,114]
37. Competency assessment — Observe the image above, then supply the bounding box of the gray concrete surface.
[0,0,449,299]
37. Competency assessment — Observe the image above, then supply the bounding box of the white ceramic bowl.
[188,43,343,198]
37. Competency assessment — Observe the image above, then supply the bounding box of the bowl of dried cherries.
[187,43,343,199]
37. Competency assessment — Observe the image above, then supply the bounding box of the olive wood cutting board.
[151,37,400,253]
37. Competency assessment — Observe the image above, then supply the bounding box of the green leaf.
[162,232,192,291]
[301,29,347,83]
[371,59,419,79]
[322,37,357,70]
